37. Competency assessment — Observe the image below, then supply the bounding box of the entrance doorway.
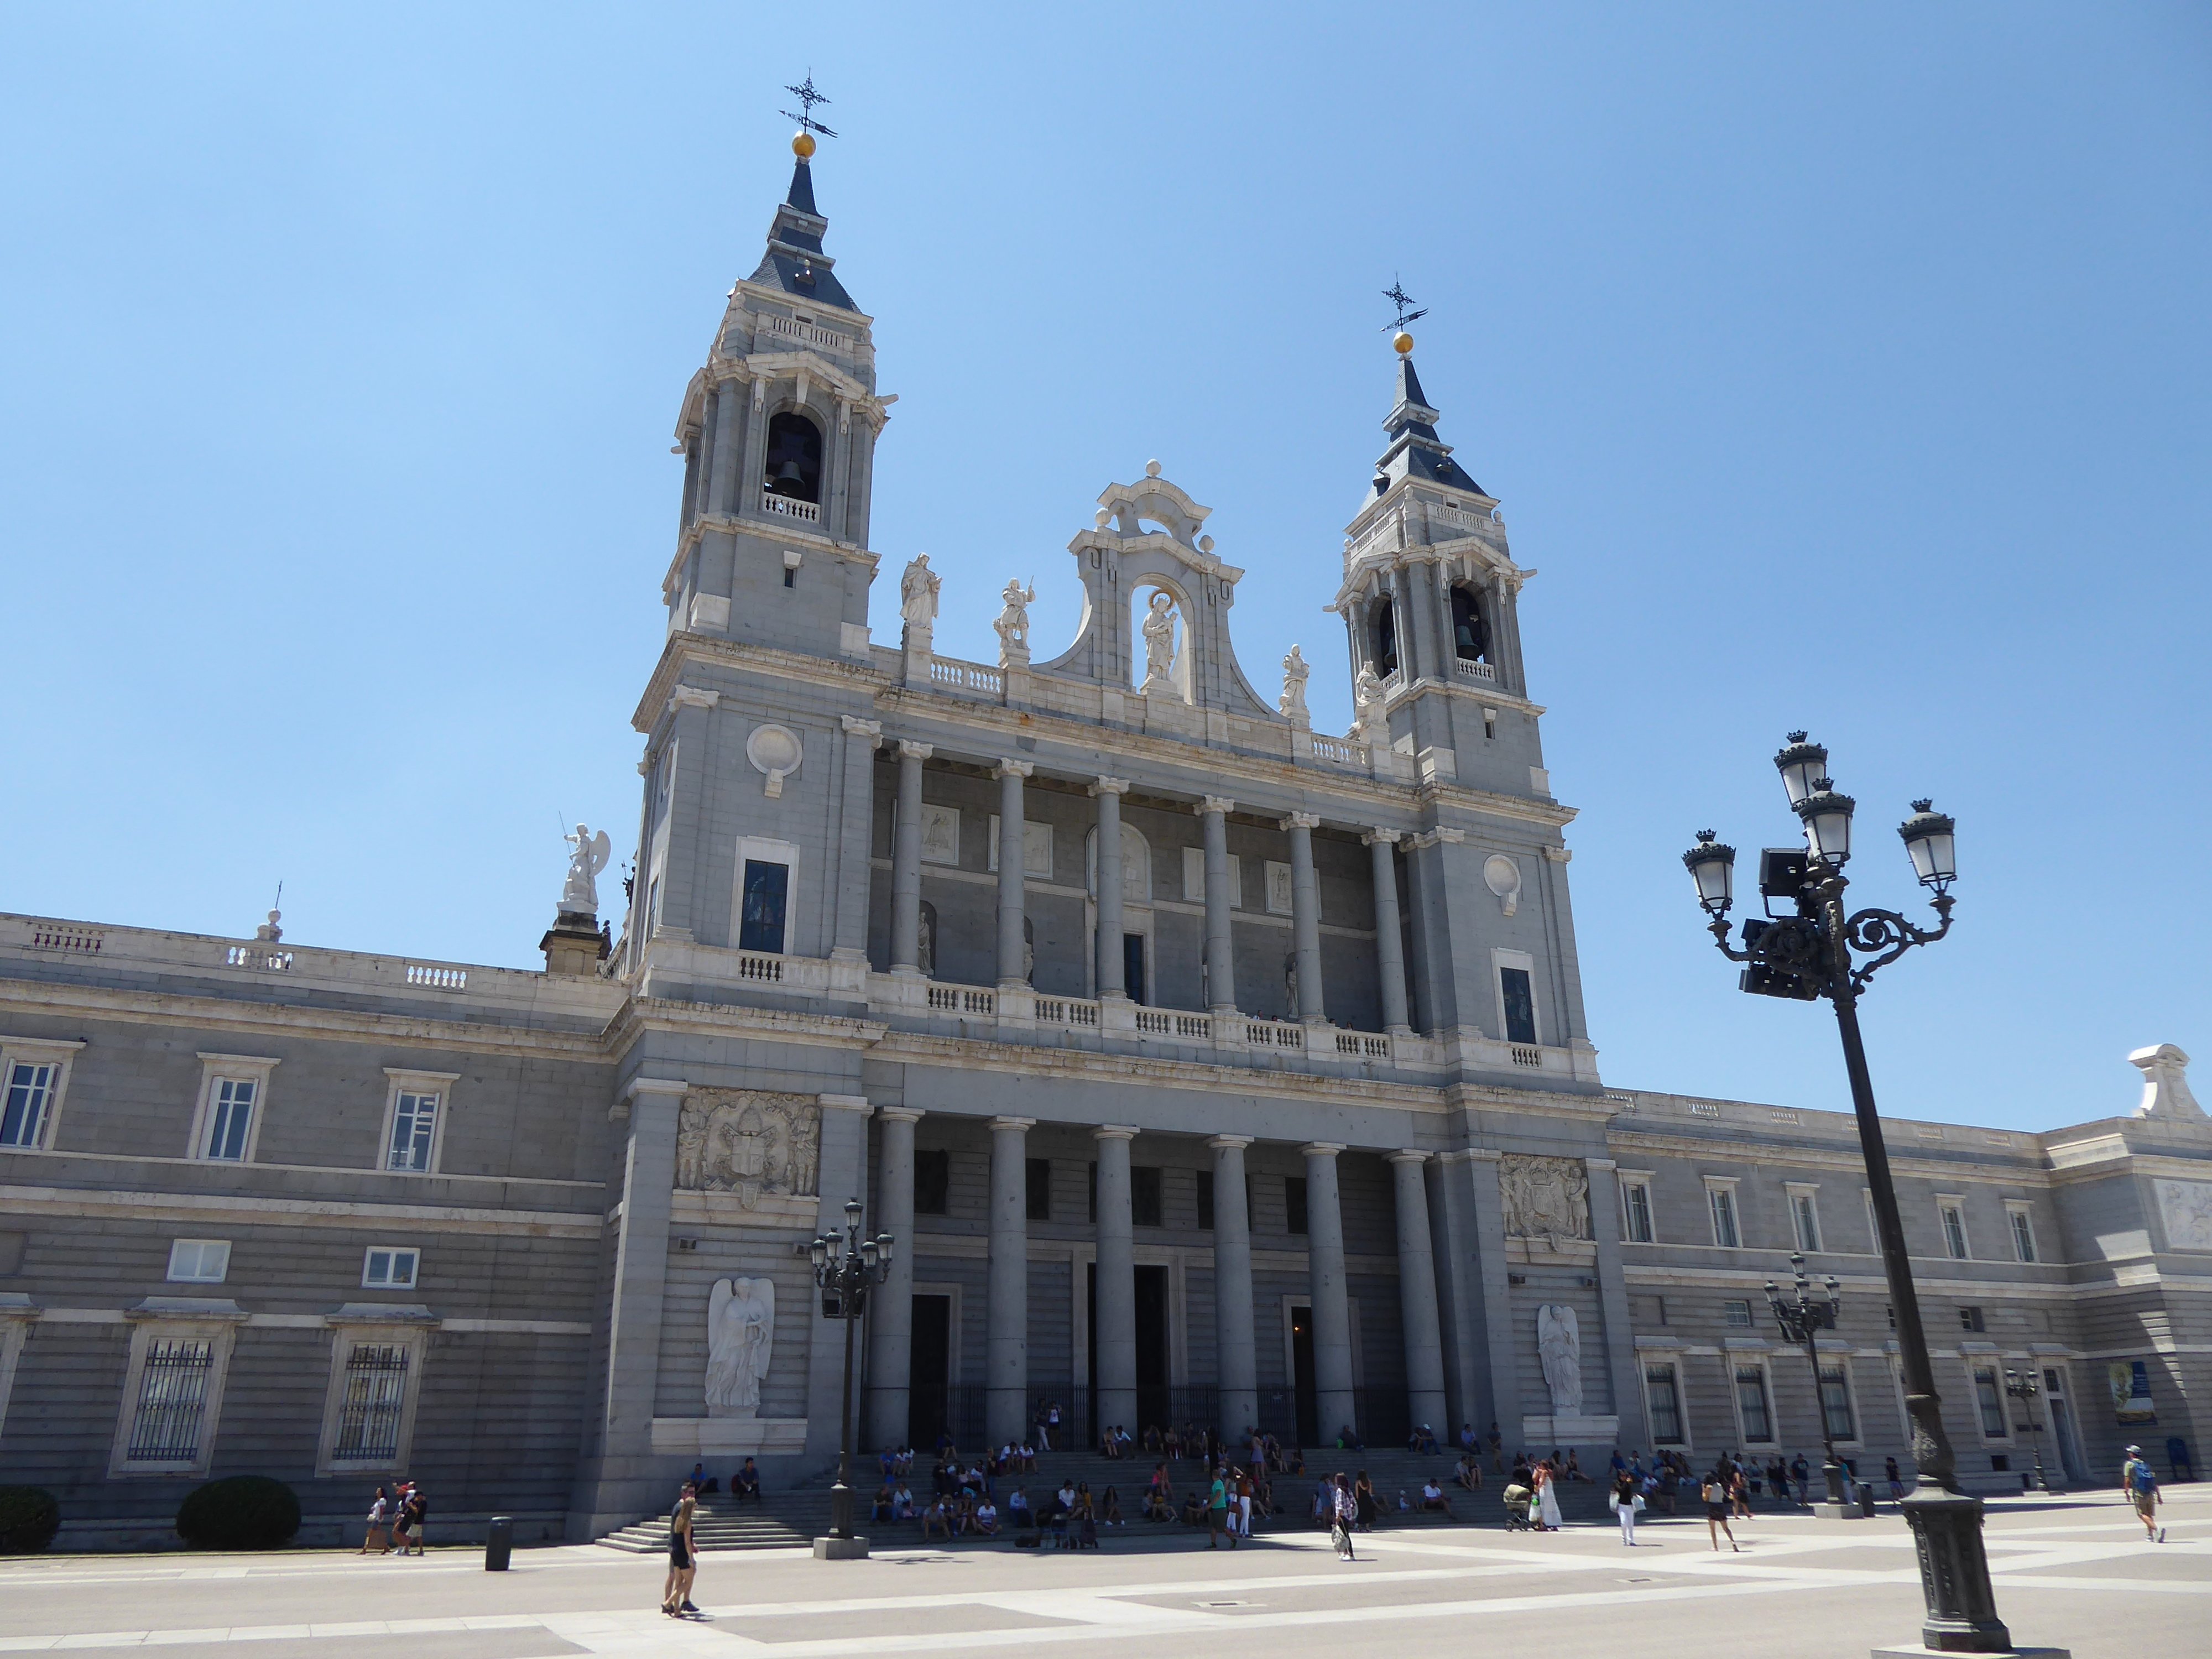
[908,1294,951,1450]
[2044,1367,2087,1484]
[1124,934,1147,1004]
[1086,1263,1174,1438]
[1291,1303,1318,1447]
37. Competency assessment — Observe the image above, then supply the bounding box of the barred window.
[386,1092,439,1172]
[1,1062,58,1148]
[1735,1364,1773,1443]
[1820,1364,1856,1441]
[1645,1364,1684,1444]
[1974,1369,2007,1439]
[332,1343,412,1464]
[126,1338,214,1464]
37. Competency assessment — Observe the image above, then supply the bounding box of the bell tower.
[660,122,896,664]
[1330,326,1544,802]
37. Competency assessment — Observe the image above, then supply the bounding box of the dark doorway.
[908,1293,951,1449]
[1123,933,1146,1004]
[1087,1264,1175,1439]
[1291,1304,1318,1447]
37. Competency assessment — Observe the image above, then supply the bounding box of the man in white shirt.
[974,1498,1000,1536]
[1420,1478,1455,1518]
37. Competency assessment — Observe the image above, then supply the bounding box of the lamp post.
[1766,1250,1848,1507]
[1682,735,2021,1655]
[2004,1368,2054,1495]
[810,1197,894,1556]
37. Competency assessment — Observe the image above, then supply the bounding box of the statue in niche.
[1279,645,1310,723]
[560,823,611,916]
[1139,591,1178,695]
[916,901,937,978]
[1284,952,1298,1016]
[675,1090,821,1207]
[706,1276,775,1415]
[899,553,940,630]
[1536,1303,1583,1415]
[993,578,1035,658]
[1499,1155,1590,1242]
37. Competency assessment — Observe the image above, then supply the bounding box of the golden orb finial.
[792,129,817,160]
[1392,330,1415,356]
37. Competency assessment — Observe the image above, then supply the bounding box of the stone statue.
[1353,662,1384,726]
[1279,645,1310,723]
[1536,1304,1583,1415]
[993,578,1035,658]
[673,1090,822,1208]
[1140,591,1177,693]
[899,553,940,629]
[705,1276,775,1415]
[1499,1155,1590,1241]
[561,824,611,916]
[1284,952,1298,1014]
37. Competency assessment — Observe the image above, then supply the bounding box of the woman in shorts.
[662,1482,698,1616]
[1703,1468,1741,1552]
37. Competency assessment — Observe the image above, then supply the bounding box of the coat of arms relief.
[1499,1154,1591,1244]
[675,1089,822,1206]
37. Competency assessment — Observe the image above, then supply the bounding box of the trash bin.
[1860,1485,1876,1517]
[486,1515,514,1571]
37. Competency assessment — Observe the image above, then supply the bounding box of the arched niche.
[1450,582,1489,662]
[1130,578,1195,704]
[763,410,823,503]
[1084,823,1153,905]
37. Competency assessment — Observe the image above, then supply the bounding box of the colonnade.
[882,750,1416,1029]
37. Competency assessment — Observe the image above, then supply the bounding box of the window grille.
[1973,1369,2006,1438]
[1820,1364,1856,1441]
[1646,1365,1684,1443]
[1,1062,57,1147]
[1734,1364,1773,1443]
[333,1343,412,1463]
[127,1338,213,1463]
[386,1092,438,1172]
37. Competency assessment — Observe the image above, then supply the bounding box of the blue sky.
[3,4,2206,1131]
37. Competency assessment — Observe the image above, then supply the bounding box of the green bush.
[0,1486,61,1554]
[175,1476,300,1551]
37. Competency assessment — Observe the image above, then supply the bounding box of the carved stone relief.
[1536,1303,1583,1415]
[2156,1178,2212,1251]
[1500,1155,1590,1242]
[705,1276,775,1416]
[675,1089,821,1207]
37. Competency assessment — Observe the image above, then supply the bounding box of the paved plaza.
[0,1487,2203,1659]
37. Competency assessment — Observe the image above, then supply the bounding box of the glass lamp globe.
[1898,799,1957,888]
[1774,732,1829,808]
[1794,780,1856,867]
[1682,831,1736,915]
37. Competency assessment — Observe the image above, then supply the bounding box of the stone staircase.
[597,1447,1616,1553]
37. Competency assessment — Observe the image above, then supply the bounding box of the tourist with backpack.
[2122,1444,2164,1543]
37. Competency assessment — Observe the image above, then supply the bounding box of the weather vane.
[1381,276,1428,333]
[781,73,838,139]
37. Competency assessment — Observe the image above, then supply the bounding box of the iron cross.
[782,74,838,139]
[1381,276,1428,332]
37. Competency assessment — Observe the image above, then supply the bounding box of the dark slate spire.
[1370,348,1484,499]
[747,142,858,311]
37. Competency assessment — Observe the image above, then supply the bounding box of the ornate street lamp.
[2004,1368,2054,1495]
[1681,733,2025,1655]
[811,1197,894,1553]
[1766,1250,1846,1507]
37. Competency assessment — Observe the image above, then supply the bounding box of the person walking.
[388,1482,414,1556]
[2122,1445,2165,1543]
[1536,1459,1565,1532]
[662,1481,698,1616]
[1885,1455,1906,1505]
[1610,1472,1642,1546]
[1331,1473,1358,1561]
[1206,1467,1234,1549]
[1703,1467,1741,1552]
[359,1487,391,1555]
[400,1485,426,1556]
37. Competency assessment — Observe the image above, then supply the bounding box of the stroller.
[1502,1483,1535,1532]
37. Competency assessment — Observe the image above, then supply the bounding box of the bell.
[770,458,805,496]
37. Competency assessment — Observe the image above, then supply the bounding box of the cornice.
[1603,1124,2054,1185]
[661,515,880,604]
[601,994,886,1056]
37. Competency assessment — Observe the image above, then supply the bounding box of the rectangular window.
[1623,1180,1655,1244]
[1499,967,1537,1045]
[1709,1185,1741,1249]
[1792,1192,1822,1254]
[1940,1201,1969,1260]
[126,1338,215,1465]
[2008,1207,2038,1264]
[1025,1158,1051,1222]
[385,1093,439,1172]
[363,1247,420,1290]
[1,1062,58,1149]
[1820,1364,1856,1441]
[1196,1170,1215,1231]
[1958,1305,1985,1333]
[1131,1166,1162,1228]
[1723,1298,1753,1328]
[166,1240,231,1284]
[1646,1364,1685,1444]
[332,1342,411,1464]
[1285,1175,1308,1236]
[202,1078,256,1162]
[1973,1368,2006,1438]
[1735,1364,1773,1443]
[914,1149,950,1217]
[739,858,790,953]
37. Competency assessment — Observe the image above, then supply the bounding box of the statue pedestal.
[1519,1413,1619,1446]
[540,911,602,977]
[813,1535,870,1560]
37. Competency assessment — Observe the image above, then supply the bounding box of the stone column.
[1209,1135,1259,1442]
[1093,1126,1139,1437]
[890,741,931,974]
[1091,778,1129,999]
[1428,558,1455,680]
[986,1116,1034,1445]
[650,688,719,942]
[1302,1142,1357,1441]
[707,379,742,517]
[1426,1152,1492,1439]
[1387,1151,1451,1439]
[1364,829,1411,1034]
[1282,813,1326,1024]
[804,1095,874,1463]
[995,761,1032,987]
[865,1107,924,1449]
[1197,796,1238,1013]
[1585,1157,1649,1450]
[1465,1149,1522,1441]
[831,718,879,962]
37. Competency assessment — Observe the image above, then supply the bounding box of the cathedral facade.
[1,141,2206,1547]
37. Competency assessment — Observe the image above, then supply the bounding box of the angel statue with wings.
[706,1276,776,1415]
[561,823,612,916]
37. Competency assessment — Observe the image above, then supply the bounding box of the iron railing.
[126,1339,212,1463]
[333,1343,411,1463]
